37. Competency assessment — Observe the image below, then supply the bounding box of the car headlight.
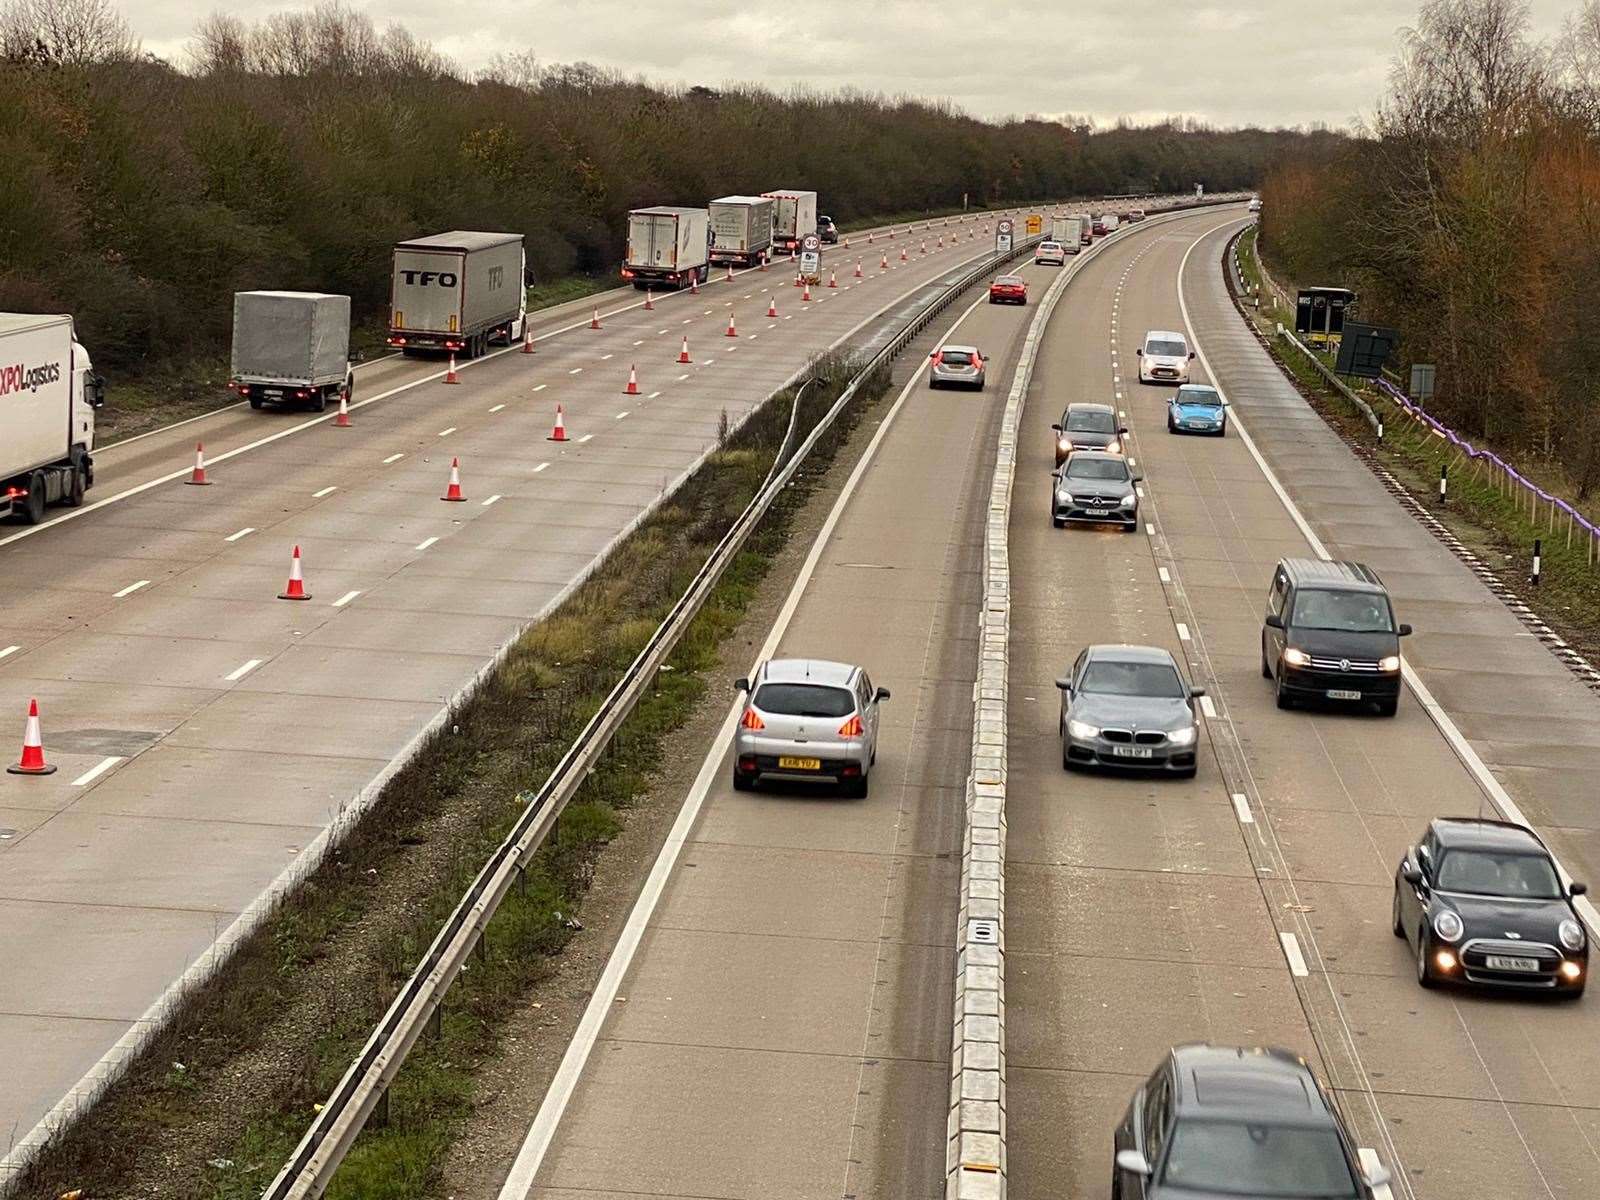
[1432,910,1464,943]
[1283,647,1310,667]
[1067,719,1100,740]
[1105,438,1121,454]
[1058,436,1071,450]
[1560,919,1586,951]
[1379,655,1401,672]
[1167,725,1197,746]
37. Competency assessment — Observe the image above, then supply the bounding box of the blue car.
[1167,384,1228,437]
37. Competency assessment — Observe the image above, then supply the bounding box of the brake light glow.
[740,709,765,731]
[930,352,943,366]
[838,715,864,737]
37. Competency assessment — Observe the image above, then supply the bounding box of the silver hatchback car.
[733,658,890,797]
[929,344,986,390]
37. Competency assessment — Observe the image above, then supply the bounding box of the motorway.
[0,207,1037,1154]
[1006,206,1600,1199]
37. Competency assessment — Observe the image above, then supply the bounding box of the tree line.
[1,0,1315,380]
[1260,0,1600,497]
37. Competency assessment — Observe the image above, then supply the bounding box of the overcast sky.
[125,0,1579,129]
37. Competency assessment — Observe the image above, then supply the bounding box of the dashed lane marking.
[332,590,361,608]
[71,756,123,787]
[112,580,151,599]
[225,527,255,542]
[225,658,263,682]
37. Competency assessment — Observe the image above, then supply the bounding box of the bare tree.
[0,0,136,65]
[479,48,541,91]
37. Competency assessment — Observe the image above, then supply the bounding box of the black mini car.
[1394,818,1588,997]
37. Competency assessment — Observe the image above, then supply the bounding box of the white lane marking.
[437,427,457,437]
[1176,622,1191,641]
[532,462,550,473]
[1198,694,1216,719]
[489,403,506,413]
[312,486,337,498]
[632,340,644,346]
[225,658,263,682]
[677,373,690,381]
[1145,522,1155,535]
[1231,793,1255,824]
[332,590,361,608]
[532,384,547,392]
[1279,931,1310,977]
[1136,485,1145,498]
[1128,456,1137,467]
[112,580,151,599]
[224,527,255,542]
[382,453,405,464]
[599,353,614,361]
[481,494,502,507]
[568,368,583,375]
[1358,1150,1395,1200]
[71,756,123,787]
[657,328,668,335]
[615,411,629,420]
[493,259,997,1200]
[414,536,439,551]
[703,358,715,365]
[0,645,18,661]
[681,318,693,325]
[1158,566,1170,582]
[577,434,594,444]
[647,391,662,399]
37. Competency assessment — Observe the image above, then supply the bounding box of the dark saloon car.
[1056,645,1204,777]
[1261,558,1410,716]
[1394,818,1588,997]
[1052,402,1126,465]
[1113,1044,1391,1200]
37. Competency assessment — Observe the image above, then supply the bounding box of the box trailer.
[387,231,527,358]
[622,207,712,290]
[1049,214,1083,253]
[230,292,353,414]
[708,196,775,268]
[763,189,818,255]
[1,313,103,524]
[1075,215,1093,246]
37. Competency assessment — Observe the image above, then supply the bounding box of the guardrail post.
[373,1086,389,1128]
[1438,466,1447,505]
[428,1003,443,1041]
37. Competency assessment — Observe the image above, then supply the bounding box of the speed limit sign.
[800,233,821,278]
[996,218,1014,254]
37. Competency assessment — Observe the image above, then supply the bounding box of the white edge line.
[1358,1149,1395,1200]
[0,645,19,661]
[1230,793,1255,824]
[414,537,439,551]
[1279,931,1310,977]
[224,527,255,543]
[225,658,264,682]
[70,755,123,787]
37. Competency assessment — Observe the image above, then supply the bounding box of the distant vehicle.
[1055,644,1203,776]
[1091,217,1107,236]
[989,274,1027,304]
[1126,208,1147,222]
[1052,402,1125,465]
[1101,212,1120,233]
[1051,449,1140,530]
[1113,1045,1392,1199]
[709,196,775,268]
[1,313,103,524]
[623,206,712,291]
[1395,818,1587,997]
[764,189,819,255]
[1249,197,1263,213]
[1035,241,1067,266]
[1166,383,1228,436]
[1136,330,1194,385]
[1049,213,1079,244]
[732,658,889,798]
[232,292,354,415]
[387,231,527,358]
[929,344,986,390]
[817,214,839,243]
[1077,215,1094,246]
[1261,557,1411,716]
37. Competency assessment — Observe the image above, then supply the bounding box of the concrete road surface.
[1004,208,1600,1199]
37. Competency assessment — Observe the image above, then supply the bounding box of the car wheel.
[843,774,869,799]
[1378,696,1399,718]
[1177,764,1198,779]
[732,768,753,792]
[1561,981,1587,1001]
[1167,414,1177,433]
[1416,928,1438,988]
[1052,515,1064,528]
[1274,665,1293,710]
[929,379,941,390]
[1392,882,1406,938]
[64,463,85,507]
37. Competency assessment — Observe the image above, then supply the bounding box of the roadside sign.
[800,233,820,278]
[1025,214,1042,235]
[996,218,1014,255]
[1409,363,1436,402]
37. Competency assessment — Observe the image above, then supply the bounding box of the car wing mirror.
[1401,864,1423,887]
[874,687,891,702]
[1571,881,1589,897]
[1115,1149,1152,1176]
[1051,422,1063,432]
[1188,350,1197,360]
[1132,472,1144,483]
[1264,613,1285,629]
[1118,425,1129,434]
[1189,686,1207,699]
[734,677,750,692]
[1054,677,1072,692]
[1134,348,1143,356]
[1398,623,1413,637]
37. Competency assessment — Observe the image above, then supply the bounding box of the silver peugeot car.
[929,344,986,390]
[733,658,890,797]
[1056,645,1205,777]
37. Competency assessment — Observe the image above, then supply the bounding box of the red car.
[989,274,1027,305]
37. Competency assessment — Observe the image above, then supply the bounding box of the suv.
[732,658,889,797]
[1113,1045,1391,1199]
[1052,450,1141,530]
[1261,558,1411,716]
[817,215,839,243]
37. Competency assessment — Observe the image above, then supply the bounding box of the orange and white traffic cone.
[278,544,311,601]
[868,230,875,244]
[644,289,654,311]
[441,456,466,502]
[759,253,768,271]
[590,308,602,330]
[794,271,802,288]
[853,259,863,278]
[938,234,944,248]
[548,405,568,442]
[842,235,849,248]
[444,354,460,384]
[690,275,700,295]
[828,268,838,288]
[7,698,54,776]
[334,388,353,426]
[802,281,813,302]
[725,313,738,338]
[889,227,896,240]
[725,263,735,282]
[624,364,641,394]
[920,240,927,255]
[880,252,889,270]
[521,326,536,354]
[185,441,211,486]
[678,337,692,364]
[900,247,908,263]
[767,295,778,318]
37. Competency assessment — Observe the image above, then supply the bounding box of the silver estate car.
[929,344,986,390]
[733,658,890,797]
[1056,645,1205,777]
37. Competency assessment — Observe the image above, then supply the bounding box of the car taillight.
[931,352,943,366]
[740,709,765,731]
[838,715,864,737]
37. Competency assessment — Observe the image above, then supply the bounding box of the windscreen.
[1289,589,1393,633]
[1064,458,1129,482]
[1079,661,1185,699]
[996,276,1023,286]
[939,351,972,366]
[1161,1121,1359,1198]
[753,683,855,718]
[1437,850,1563,898]
[1146,339,1187,356]
[1175,388,1222,408]
[1065,409,1116,434]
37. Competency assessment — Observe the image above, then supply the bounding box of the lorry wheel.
[22,472,47,524]
[249,396,265,410]
[310,389,327,413]
[63,465,85,507]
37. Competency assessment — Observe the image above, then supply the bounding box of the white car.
[1035,241,1067,266]
[1137,330,1195,386]
[1248,197,1263,213]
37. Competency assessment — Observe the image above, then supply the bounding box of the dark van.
[1261,558,1411,716]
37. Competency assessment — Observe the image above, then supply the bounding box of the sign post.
[995,218,1014,255]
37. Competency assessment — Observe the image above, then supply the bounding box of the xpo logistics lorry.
[763,189,818,256]
[386,231,527,358]
[622,206,712,290]
[1,313,103,524]
[708,196,775,268]
[230,292,354,414]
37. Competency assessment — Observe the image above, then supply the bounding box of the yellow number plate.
[779,756,821,770]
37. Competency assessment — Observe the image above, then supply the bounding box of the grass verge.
[14,350,888,1200]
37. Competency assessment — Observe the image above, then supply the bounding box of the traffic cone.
[900,247,908,262]
[678,336,692,364]
[828,269,838,288]
[185,441,211,486]
[921,240,927,255]
[794,271,802,288]
[767,295,778,317]
[334,388,353,427]
[590,308,602,330]
[444,353,460,384]
[868,230,875,244]
[759,253,768,271]
[725,313,738,337]
[644,289,654,311]
[802,281,813,302]
[880,252,889,270]
[853,258,863,278]
[7,698,54,776]
[725,263,735,282]
[889,227,896,240]
[548,405,568,442]
[624,364,641,394]
[441,456,466,502]
[278,544,311,601]
[521,326,536,354]
[690,275,700,294]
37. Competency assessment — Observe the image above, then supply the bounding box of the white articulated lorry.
[1,313,103,525]
[621,206,712,290]
[230,291,353,414]
[708,196,775,268]
[387,231,527,358]
[763,189,818,256]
